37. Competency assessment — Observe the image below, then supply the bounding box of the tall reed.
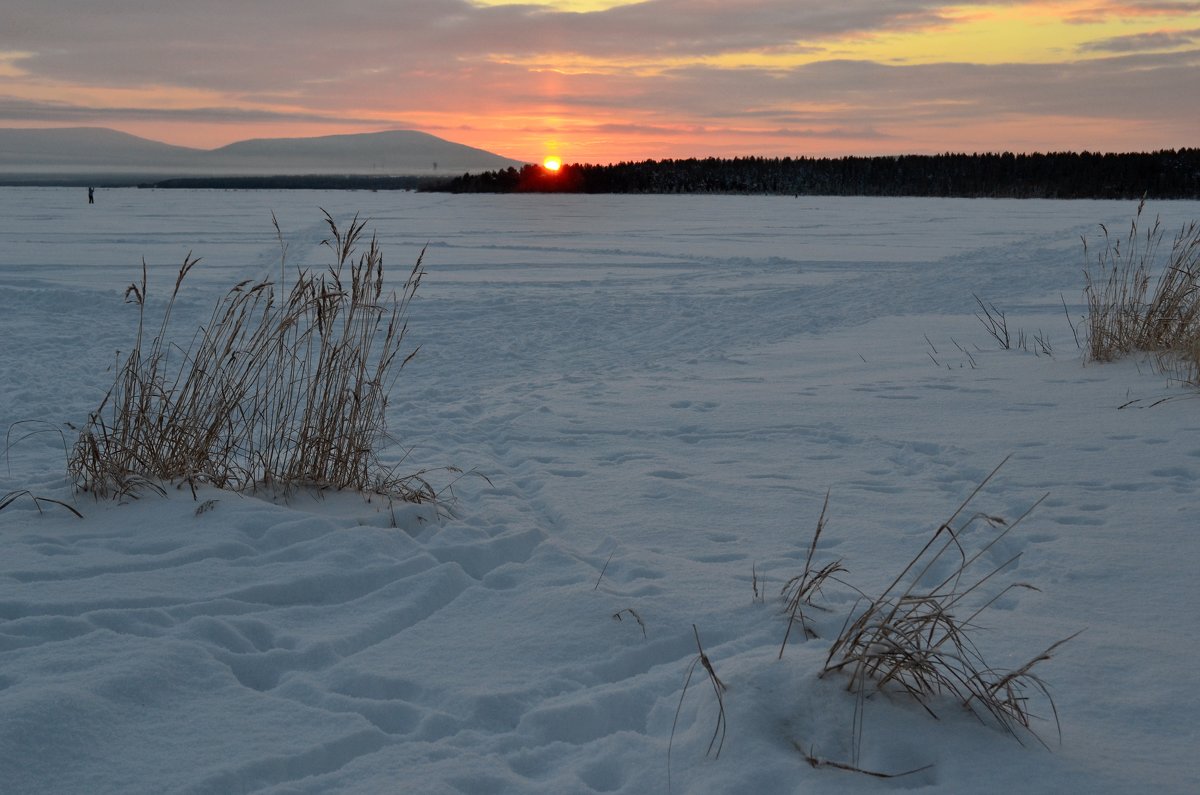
[69,212,431,501]
[819,460,1075,761]
[1083,200,1200,381]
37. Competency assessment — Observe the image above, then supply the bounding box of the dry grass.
[778,489,848,657]
[612,607,647,638]
[0,489,83,518]
[973,296,1053,357]
[816,459,1076,763]
[973,294,1012,350]
[68,211,433,502]
[794,741,933,779]
[1083,199,1200,381]
[668,624,728,791]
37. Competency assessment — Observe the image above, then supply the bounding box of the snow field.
[1,189,1198,793]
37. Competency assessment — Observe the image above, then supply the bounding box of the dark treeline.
[429,150,1200,199]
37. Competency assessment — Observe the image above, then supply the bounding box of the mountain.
[208,130,520,175]
[0,128,203,173]
[0,127,526,182]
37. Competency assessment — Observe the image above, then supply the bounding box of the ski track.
[1,190,1198,793]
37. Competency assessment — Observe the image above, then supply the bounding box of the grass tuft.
[68,212,432,503]
[815,459,1076,763]
[1083,199,1200,381]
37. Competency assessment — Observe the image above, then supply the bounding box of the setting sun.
[542,156,562,171]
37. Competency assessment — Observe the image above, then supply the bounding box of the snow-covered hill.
[0,127,524,179]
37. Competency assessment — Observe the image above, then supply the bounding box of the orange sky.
[2,1,1198,164]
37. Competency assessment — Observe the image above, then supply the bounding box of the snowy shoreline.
[2,189,1197,793]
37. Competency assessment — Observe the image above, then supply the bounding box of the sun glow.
[542,156,562,171]
[471,0,638,10]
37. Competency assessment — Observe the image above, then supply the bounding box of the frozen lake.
[1,188,1198,793]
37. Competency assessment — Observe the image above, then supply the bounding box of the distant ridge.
[0,128,202,173]
[207,130,522,175]
[0,127,525,184]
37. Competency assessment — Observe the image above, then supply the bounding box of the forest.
[428,150,1200,199]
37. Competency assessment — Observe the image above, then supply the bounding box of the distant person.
[88,187,94,204]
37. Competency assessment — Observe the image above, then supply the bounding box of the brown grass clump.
[68,212,432,502]
[818,459,1077,762]
[1083,199,1200,381]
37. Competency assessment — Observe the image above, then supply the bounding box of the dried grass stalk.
[819,458,1075,761]
[69,212,431,501]
[0,489,83,518]
[668,625,728,791]
[779,489,848,656]
[1083,199,1200,382]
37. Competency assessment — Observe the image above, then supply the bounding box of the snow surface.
[1,188,1198,793]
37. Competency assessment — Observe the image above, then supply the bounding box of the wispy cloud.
[1078,27,1200,51]
[1066,1,1200,24]
[0,96,387,128]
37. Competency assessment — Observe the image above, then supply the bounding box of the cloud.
[521,47,1200,144]
[3,1,1198,158]
[1066,1,1200,24]
[1,0,959,92]
[1078,27,1200,51]
[569,47,1162,105]
[0,96,388,127]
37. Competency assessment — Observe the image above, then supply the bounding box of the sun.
[542,156,562,172]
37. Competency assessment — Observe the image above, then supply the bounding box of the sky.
[2,1,1198,164]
